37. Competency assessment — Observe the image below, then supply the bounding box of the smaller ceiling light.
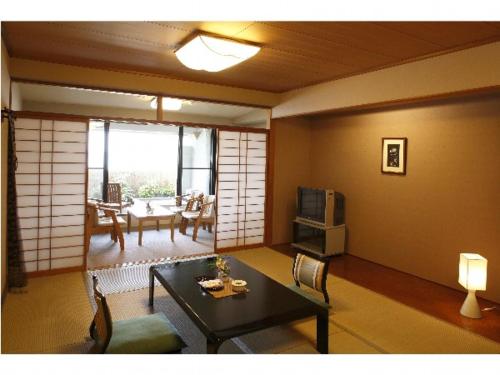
[175,33,261,72]
[458,253,487,319]
[150,97,184,111]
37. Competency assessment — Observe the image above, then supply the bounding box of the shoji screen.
[15,118,87,272]
[216,130,267,249]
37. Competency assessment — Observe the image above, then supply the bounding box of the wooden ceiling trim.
[4,22,500,93]
[7,28,345,92]
[3,23,176,54]
[4,33,175,70]
[266,22,438,59]
[275,37,500,93]
[257,44,353,71]
[145,21,195,34]
[374,22,500,48]
[260,22,396,58]
[488,22,500,31]
[238,24,392,70]
[246,48,353,76]
[371,22,447,48]
[46,21,177,49]
[152,21,257,39]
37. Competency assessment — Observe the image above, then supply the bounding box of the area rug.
[87,253,216,295]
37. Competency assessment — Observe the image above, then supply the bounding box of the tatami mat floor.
[2,248,499,354]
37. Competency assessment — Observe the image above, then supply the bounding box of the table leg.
[138,221,143,246]
[207,339,222,354]
[148,268,155,307]
[127,212,131,234]
[170,217,175,242]
[156,220,160,231]
[316,310,329,354]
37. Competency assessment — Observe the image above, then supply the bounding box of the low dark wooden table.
[149,256,329,354]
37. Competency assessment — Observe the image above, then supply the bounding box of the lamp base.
[460,290,482,319]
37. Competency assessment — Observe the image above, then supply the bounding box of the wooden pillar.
[156,96,163,121]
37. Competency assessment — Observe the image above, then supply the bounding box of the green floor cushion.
[107,312,185,354]
[287,284,330,310]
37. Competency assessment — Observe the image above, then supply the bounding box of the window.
[87,121,105,200]
[108,123,179,200]
[179,127,216,195]
[87,121,216,202]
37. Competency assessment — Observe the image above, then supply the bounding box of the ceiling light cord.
[199,36,241,59]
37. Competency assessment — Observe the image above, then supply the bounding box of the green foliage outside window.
[137,183,176,198]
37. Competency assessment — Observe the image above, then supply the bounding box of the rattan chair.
[179,195,215,241]
[89,275,185,354]
[288,252,331,306]
[85,202,126,251]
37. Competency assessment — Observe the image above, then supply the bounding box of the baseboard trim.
[216,243,264,253]
[27,266,85,278]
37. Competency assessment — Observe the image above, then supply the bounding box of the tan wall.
[306,94,500,303]
[270,117,312,245]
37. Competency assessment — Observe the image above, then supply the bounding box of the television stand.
[291,219,345,257]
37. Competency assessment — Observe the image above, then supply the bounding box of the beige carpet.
[87,224,214,269]
[2,247,499,354]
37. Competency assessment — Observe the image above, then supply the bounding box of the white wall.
[9,58,281,108]
[22,100,235,126]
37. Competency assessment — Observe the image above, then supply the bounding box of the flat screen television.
[296,187,344,227]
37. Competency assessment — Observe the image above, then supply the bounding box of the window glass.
[108,123,178,200]
[88,169,104,200]
[182,127,211,169]
[182,169,210,195]
[87,121,105,200]
[87,121,104,168]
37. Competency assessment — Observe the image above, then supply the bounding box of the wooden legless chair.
[288,252,331,307]
[89,275,185,354]
[85,202,126,251]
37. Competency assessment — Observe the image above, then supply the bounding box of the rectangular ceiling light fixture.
[175,33,261,72]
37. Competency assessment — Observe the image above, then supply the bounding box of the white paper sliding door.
[216,130,267,249]
[15,118,87,272]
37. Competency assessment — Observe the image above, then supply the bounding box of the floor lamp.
[458,253,487,319]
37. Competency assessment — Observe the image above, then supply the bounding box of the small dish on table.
[195,275,224,291]
[231,279,247,293]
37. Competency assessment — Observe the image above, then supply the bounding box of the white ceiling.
[16,82,267,121]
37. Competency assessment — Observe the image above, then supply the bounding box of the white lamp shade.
[459,253,487,291]
[175,35,260,72]
[150,97,183,111]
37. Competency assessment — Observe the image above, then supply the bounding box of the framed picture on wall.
[381,138,407,175]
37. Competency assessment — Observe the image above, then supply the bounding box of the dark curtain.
[2,108,27,290]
